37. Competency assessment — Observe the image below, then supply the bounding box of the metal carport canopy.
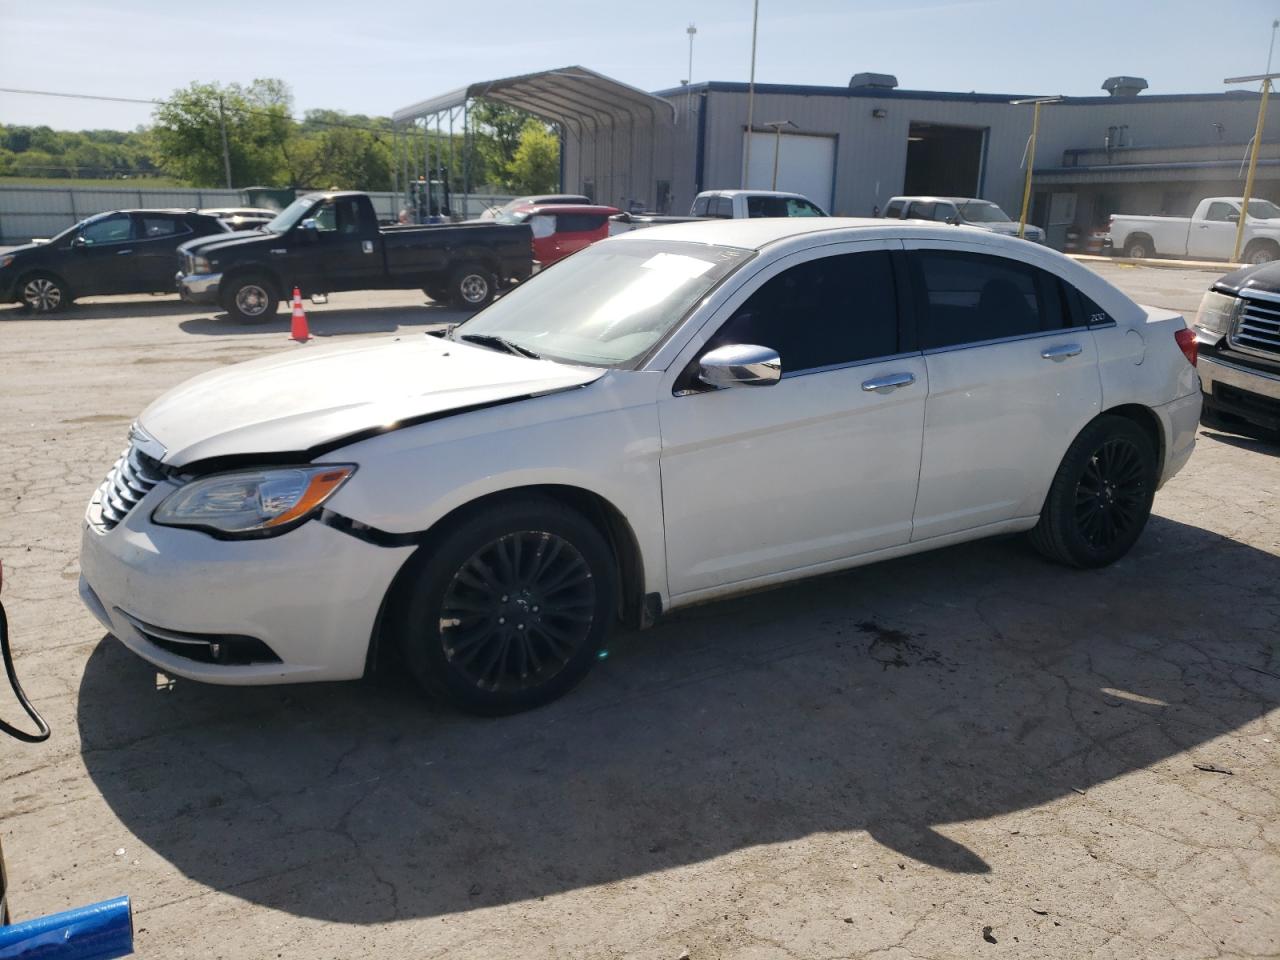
[391,66,675,126]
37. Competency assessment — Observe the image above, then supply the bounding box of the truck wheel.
[1123,236,1153,259]
[1028,415,1158,569]
[18,273,70,313]
[1243,240,1279,266]
[221,275,279,324]
[396,496,617,715]
[450,264,496,310]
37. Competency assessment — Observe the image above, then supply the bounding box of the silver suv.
[881,196,1045,244]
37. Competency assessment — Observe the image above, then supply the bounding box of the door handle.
[1041,343,1083,361]
[861,372,916,393]
[116,249,133,255]
[362,240,374,254]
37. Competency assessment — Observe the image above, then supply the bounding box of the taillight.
[1174,327,1198,366]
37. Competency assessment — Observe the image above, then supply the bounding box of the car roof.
[609,216,1038,252]
[889,196,993,204]
[514,204,621,216]
[696,189,809,200]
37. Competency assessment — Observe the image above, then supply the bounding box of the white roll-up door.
[743,132,836,212]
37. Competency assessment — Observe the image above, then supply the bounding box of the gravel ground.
[0,268,1276,960]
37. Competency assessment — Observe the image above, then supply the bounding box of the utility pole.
[685,24,697,119]
[763,120,796,189]
[742,0,759,188]
[1011,96,1062,238]
[217,94,232,189]
[1224,72,1276,263]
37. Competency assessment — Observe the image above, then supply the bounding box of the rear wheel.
[449,263,496,310]
[1123,236,1153,259]
[1029,415,1158,568]
[18,273,69,313]
[221,274,279,323]
[398,497,617,715]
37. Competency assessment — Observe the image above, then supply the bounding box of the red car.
[505,204,621,267]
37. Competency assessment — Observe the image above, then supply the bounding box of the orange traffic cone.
[289,287,311,343]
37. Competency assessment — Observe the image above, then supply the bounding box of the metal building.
[394,68,1278,248]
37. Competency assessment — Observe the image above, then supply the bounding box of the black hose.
[0,601,50,743]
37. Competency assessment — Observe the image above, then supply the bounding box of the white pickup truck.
[1108,197,1280,265]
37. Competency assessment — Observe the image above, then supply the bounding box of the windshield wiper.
[457,333,541,360]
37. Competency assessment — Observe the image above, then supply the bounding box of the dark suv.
[1,209,227,312]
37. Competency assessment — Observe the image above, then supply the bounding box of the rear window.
[884,200,905,219]
[692,196,711,216]
[556,213,609,233]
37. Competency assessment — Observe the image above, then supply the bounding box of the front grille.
[1231,295,1280,358]
[96,444,165,530]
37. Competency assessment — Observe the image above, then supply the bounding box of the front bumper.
[1199,352,1280,431]
[79,484,415,685]
[176,271,222,305]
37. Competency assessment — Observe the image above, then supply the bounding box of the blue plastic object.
[0,896,132,959]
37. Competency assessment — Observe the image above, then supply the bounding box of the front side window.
[557,213,608,233]
[712,196,734,218]
[747,195,788,218]
[453,239,751,368]
[79,214,133,245]
[706,251,900,375]
[913,249,1066,349]
[906,201,937,220]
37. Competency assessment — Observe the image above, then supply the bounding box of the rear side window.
[140,216,182,238]
[556,213,608,233]
[883,200,905,218]
[1064,284,1115,327]
[913,250,1067,349]
[707,251,900,374]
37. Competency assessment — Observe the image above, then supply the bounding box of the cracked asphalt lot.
[1,274,1277,959]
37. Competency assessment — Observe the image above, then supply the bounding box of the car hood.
[2,241,52,260]
[178,229,272,257]
[1214,260,1280,295]
[138,334,604,467]
[973,221,1038,236]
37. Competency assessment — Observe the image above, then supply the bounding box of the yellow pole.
[1233,78,1271,264]
[1018,101,1041,239]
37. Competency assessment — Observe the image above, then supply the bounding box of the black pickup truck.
[177,191,532,321]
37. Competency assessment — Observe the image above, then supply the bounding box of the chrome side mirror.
[300,218,319,239]
[71,236,88,249]
[698,343,781,388]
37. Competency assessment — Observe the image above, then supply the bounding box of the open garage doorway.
[903,123,986,197]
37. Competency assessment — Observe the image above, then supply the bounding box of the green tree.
[472,101,530,190]
[507,120,559,194]
[150,79,294,187]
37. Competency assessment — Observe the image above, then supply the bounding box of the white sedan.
[79,218,1202,714]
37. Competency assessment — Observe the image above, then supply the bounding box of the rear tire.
[220,274,279,324]
[18,273,70,313]
[397,497,617,715]
[1123,236,1153,259]
[449,263,496,310]
[1029,415,1158,568]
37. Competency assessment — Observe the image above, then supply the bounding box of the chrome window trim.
[921,326,1088,357]
[778,350,923,381]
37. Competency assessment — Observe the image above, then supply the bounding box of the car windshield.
[452,239,753,368]
[1247,200,1280,219]
[264,197,316,234]
[956,201,1011,223]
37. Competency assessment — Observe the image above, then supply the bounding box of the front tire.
[1243,240,1279,266]
[220,274,280,323]
[18,273,70,313]
[1029,415,1158,568]
[398,497,617,715]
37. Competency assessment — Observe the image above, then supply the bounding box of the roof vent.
[1102,76,1148,97]
[849,72,898,90]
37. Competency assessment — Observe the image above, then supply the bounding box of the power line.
[0,86,405,136]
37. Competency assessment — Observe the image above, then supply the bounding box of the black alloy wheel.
[1073,437,1148,550]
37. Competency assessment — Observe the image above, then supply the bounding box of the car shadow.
[177,304,468,337]
[0,297,208,322]
[76,515,1278,924]
[1201,428,1279,455]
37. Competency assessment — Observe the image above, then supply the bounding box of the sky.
[0,0,1274,131]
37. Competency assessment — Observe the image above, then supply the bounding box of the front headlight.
[1193,290,1241,339]
[192,255,213,274]
[0,254,13,269]
[153,465,355,537]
